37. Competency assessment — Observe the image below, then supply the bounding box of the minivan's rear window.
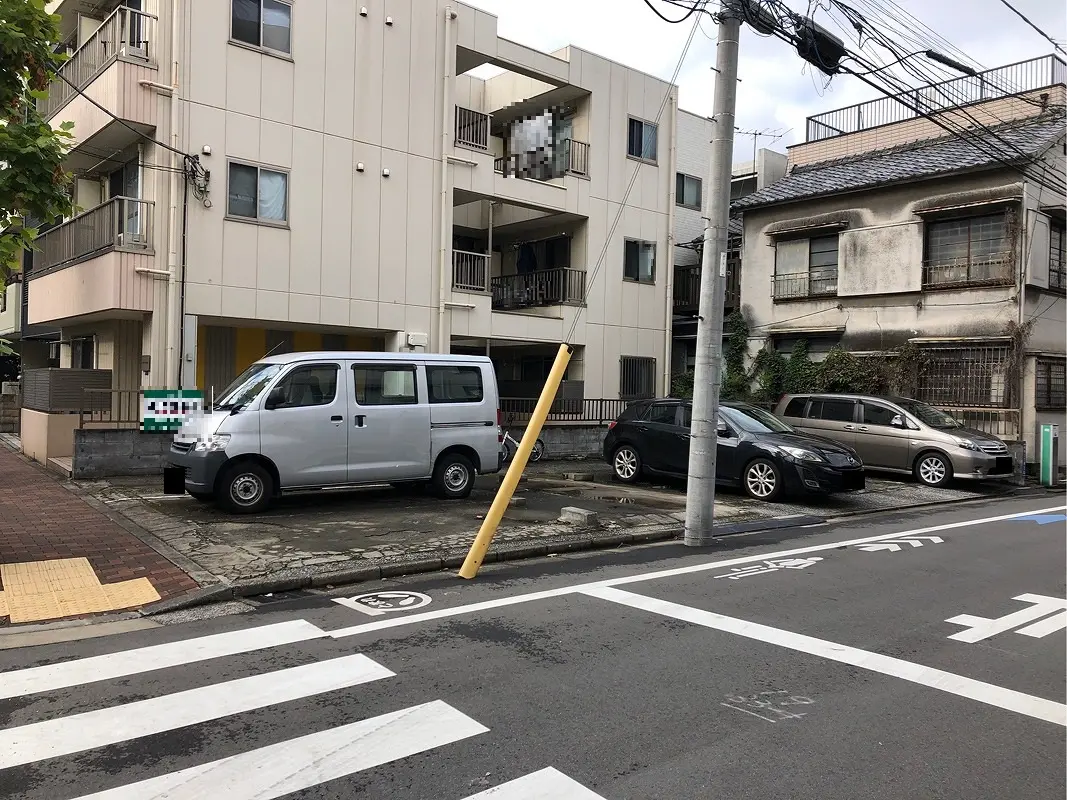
[428,366,484,403]
[782,397,807,417]
[809,398,856,422]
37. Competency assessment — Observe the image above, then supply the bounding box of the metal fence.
[452,250,489,292]
[915,344,1014,409]
[805,55,1067,141]
[936,407,1021,439]
[454,106,490,150]
[494,139,591,180]
[39,6,157,119]
[491,268,586,310]
[922,254,1014,289]
[500,397,631,426]
[34,197,153,274]
[772,269,838,300]
[80,388,143,429]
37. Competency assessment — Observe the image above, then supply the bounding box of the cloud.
[461,0,1064,161]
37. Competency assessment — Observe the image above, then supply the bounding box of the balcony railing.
[673,262,741,313]
[455,106,491,150]
[805,55,1067,142]
[491,268,586,310]
[33,197,153,274]
[773,269,838,300]
[40,6,157,119]
[495,139,592,180]
[922,254,1014,289]
[452,250,489,292]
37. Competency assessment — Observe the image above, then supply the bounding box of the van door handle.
[354,415,366,428]
[858,425,869,431]
[843,425,855,430]
[330,415,343,422]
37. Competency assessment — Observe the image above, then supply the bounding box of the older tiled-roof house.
[734,55,1066,466]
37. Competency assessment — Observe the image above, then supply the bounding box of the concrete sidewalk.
[0,446,199,625]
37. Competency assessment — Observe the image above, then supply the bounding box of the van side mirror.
[890,414,905,428]
[264,386,286,410]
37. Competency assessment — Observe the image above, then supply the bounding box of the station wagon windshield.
[721,405,794,434]
[212,363,284,411]
[894,399,962,429]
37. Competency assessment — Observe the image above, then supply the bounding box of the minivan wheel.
[433,453,476,499]
[743,458,782,502]
[218,462,273,514]
[914,452,952,488]
[612,445,642,483]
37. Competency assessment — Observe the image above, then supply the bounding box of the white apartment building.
[23,0,710,410]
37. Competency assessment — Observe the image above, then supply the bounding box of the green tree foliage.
[720,310,751,400]
[0,0,75,352]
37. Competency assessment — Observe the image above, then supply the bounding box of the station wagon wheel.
[218,462,273,514]
[914,452,952,488]
[612,445,642,483]
[433,452,476,499]
[743,458,782,502]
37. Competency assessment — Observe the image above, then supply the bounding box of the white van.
[166,352,502,513]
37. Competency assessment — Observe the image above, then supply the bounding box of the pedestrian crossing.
[0,618,608,799]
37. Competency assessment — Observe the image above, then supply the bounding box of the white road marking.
[856,535,944,553]
[327,505,1066,640]
[0,653,394,769]
[719,703,780,724]
[946,594,1067,642]
[581,586,1067,728]
[71,700,488,800]
[0,619,327,700]
[460,767,607,799]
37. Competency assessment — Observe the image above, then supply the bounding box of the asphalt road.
[1,496,1064,799]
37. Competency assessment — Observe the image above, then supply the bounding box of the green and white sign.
[142,389,205,432]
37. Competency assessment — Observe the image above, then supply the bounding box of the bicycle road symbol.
[334,591,433,616]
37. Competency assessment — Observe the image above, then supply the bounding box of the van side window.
[427,365,483,403]
[272,364,338,408]
[783,397,807,417]
[810,398,856,422]
[352,365,418,406]
[862,403,898,426]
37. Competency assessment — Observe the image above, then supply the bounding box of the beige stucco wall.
[20,409,78,463]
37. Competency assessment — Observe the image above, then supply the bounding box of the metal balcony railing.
[805,55,1067,142]
[922,253,1014,289]
[772,269,838,300]
[455,106,491,150]
[491,268,586,310]
[673,264,701,313]
[40,6,157,119]
[495,139,592,180]
[33,197,153,274]
[452,250,489,292]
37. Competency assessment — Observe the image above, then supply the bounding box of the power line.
[644,0,703,23]
[995,0,1067,56]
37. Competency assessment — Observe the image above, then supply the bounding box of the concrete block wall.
[72,429,172,479]
[538,424,608,460]
[0,392,20,434]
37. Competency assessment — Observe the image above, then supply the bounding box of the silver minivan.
[775,393,1014,487]
[166,352,502,513]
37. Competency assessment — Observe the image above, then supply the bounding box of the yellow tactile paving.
[0,558,161,624]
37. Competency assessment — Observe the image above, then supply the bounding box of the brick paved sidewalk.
[0,447,199,624]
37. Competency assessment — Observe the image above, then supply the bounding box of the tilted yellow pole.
[459,342,573,579]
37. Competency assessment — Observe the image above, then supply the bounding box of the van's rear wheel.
[218,462,273,514]
[432,453,476,499]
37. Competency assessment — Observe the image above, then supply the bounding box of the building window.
[232,0,292,54]
[1050,220,1065,291]
[772,235,838,299]
[70,336,95,369]
[620,356,656,400]
[676,173,702,209]
[923,213,1011,288]
[808,235,839,296]
[1036,359,1066,410]
[916,344,1012,408]
[627,118,658,162]
[624,239,656,283]
[227,162,288,223]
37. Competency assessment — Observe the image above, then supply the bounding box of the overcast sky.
[462,0,1066,162]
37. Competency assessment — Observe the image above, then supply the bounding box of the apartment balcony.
[27,197,157,326]
[494,139,591,180]
[773,269,839,301]
[0,280,21,338]
[452,250,490,293]
[672,263,741,314]
[455,107,492,151]
[40,6,159,169]
[491,269,586,311]
[922,253,1014,290]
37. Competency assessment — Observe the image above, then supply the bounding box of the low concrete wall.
[73,429,172,479]
[21,408,78,463]
[0,392,19,434]
[538,424,607,460]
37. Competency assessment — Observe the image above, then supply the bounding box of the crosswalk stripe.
[460,767,607,798]
[0,619,327,700]
[0,653,393,770]
[70,700,489,800]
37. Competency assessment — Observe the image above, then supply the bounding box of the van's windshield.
[894,399,962,429]
[212,363,284,411]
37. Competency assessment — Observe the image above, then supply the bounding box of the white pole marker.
[0,653,394,769]
[71,700,488,800]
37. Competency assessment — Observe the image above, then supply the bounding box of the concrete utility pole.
[684,4,742,547]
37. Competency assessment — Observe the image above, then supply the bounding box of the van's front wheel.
[218,461,273,514]
[432,453,476,499]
